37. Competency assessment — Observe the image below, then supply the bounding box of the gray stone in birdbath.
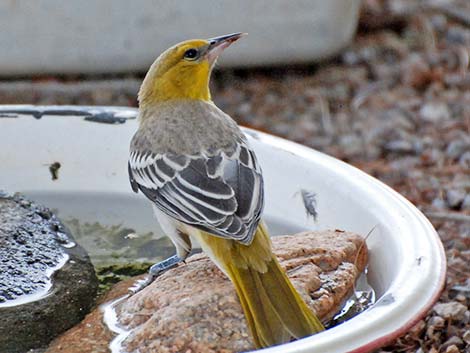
[0,192,98,353]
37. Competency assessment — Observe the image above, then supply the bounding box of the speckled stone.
[47,230,368,353]
[0,195,68,303]
[0,193,98,353]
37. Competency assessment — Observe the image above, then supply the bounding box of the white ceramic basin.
[0,105,446,353]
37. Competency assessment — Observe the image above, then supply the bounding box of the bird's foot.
[128,254,183,295]
[148,254,184,277]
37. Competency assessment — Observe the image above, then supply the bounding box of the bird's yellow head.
[139,33,245,107]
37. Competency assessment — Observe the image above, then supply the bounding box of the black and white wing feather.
[128,141,263,245]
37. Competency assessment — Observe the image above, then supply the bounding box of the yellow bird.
[128,33,324,348]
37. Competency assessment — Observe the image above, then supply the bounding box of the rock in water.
[0,193,98,353]
[47,230,368,353]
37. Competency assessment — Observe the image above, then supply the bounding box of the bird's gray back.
[131,100,243,156]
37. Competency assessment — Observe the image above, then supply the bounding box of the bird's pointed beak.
[205,32,246,64]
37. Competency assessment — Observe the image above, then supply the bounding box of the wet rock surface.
[0,193,98,353]
[47,230,367,353]
[0,194,69,303]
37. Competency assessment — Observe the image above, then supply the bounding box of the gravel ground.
[1,0,469,352]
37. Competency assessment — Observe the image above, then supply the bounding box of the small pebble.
[431,197,447,210]
[433,302,467,321]
[342,50,362,66]
[446,26,469,45]
[462,194,470,211]
[419,102,451,123]
[445,345,459,353]
[401,54,432,88]
[409,320,426,336]
[384,140,415,154]
[463,330,470,344]
[442,336,464,350]
[428,315,445,328]
[445,189,466,209]
[429,14,447,33]
[236,102,251,116]
[446,140,470,159]
[338,134,363,157]
[459,151,470,168]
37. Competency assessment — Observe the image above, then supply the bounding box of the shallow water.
[328,269,376,328]
[24,191,376,350]
[62,218,173,267]
[26,191,376,302]
[26,191,307,266]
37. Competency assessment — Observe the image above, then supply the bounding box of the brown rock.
[45,279,132,353]
[47,230,368,353]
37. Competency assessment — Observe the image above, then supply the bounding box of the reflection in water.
[62,215,305,268]
[62,218,174,267]
[328,269,376,327]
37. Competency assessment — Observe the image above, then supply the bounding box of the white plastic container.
[0,0,360,75]
[0,105,446,353]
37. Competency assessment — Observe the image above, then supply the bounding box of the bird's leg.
[129,254,184,294]
[149,254,183,276]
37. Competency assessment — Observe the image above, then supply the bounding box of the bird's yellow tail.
[197,223,324,348]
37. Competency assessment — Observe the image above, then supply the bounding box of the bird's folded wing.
[128,141,264,244]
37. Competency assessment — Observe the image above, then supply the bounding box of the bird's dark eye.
[183,48,199,60]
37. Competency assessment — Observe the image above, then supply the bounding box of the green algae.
[62,218,174,267]
[61,219,175,296]
[95,262,153,296]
